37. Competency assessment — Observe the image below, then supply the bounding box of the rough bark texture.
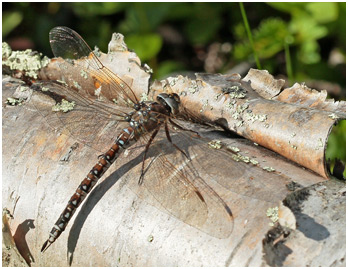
[2,33,346,266]
[3,75,345,267]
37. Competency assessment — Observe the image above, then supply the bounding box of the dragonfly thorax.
[128,102,166,132]
[127,93,180,131]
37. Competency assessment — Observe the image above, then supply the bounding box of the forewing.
[49,26,139,106]
[31,82,132,152]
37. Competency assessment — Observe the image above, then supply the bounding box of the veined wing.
[31,81,133,153]
[125,121,234,239]
[49,26,139,107]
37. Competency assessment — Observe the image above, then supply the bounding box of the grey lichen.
[80,69,88,79]
[227,146,240,153]
[52,99,75,113]
[222,85,247,99]
[250,159,259,165]
[143,63,153,74]
[147,235,154,242]
[19,86,30,92]
[266,206,279,226]
[187,80,199,93]
[200,99,209,113]
[108,32,128,53]
[93,46,101,57]
[56,79,68,86]
[2,42,50,79]
[73,81,82,90]
[94,86,102,98]
[2,42,12,59]
[6,97,25,106]
[263,166,275,172]
[244,110,268,123]
[315,138,324,150]
[328,113,339,120]
[140,93,149,102]
[230,152,258,164]
[208,140,222,149]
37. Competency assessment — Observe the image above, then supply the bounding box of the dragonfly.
[39,26,234,252]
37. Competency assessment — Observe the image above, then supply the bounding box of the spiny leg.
[139,128,160,185]
[168,118,201,138]
[164,121,190,160]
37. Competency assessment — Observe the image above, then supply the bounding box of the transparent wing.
[163,119,289,203]
[125,116,289,238]
[49,26,139,106]
[31,81,133,152]
[125,121,234,239]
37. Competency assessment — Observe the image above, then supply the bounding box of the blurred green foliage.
[326,120,346,178]
[2,11,23,37]
[3,3,345,82]
[2,2,345,172]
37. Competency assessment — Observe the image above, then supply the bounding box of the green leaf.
[269,2,338,24]
[267,3,306,15]
[326,120,346,177]
[119,3,174,33]
[125,33,162,61]
[2,11,23,37]
[305,2,338,24]
[185,18,221,45]
[71,3,125,17]
[298,40,321,64]
[289,17,328,42]
[233,23,247,41]
[156,60,185,79]
[233,18,290,60]
[184,3,223,45]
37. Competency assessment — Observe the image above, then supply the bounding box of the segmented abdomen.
[41,126,136,252]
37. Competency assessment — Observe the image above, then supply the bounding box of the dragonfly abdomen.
[41,126,136,252]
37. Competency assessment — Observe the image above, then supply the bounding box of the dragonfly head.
[157,93,180,115]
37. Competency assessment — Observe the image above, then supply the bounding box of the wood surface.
[2,75,345,266]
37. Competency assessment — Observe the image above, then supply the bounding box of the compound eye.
[170,93,180,104]
[157,93,180,115]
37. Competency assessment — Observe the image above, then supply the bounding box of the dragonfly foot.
[41,240,51,253]
[138,174,144,185]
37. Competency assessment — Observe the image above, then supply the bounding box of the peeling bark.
[2,33,346,266]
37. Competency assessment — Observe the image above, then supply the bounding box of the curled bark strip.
[150,70,345,179]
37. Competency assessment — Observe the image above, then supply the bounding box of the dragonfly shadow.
[67,151,143,265]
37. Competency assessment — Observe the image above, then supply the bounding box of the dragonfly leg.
[164,122,190,160]
[168,118,201,138]
[139,128,160,185]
